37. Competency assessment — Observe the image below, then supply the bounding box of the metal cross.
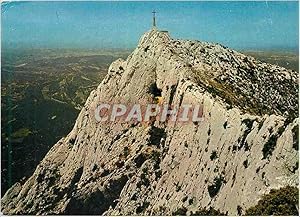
[152,10,157,28]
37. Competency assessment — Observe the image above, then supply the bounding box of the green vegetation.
[208,176,225,198]
[210,150,218,160]
[11,128,31,138]
[172,206,226,216]
[1,48,129,195]
[172,207,188,215]
[138,169,150,188]
[151,150,160,163]
[136,201,150,213]
[245,186,299,216]
[148,126,166,147]
[191,207,226,216]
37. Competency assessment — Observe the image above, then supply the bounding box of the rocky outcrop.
[1,29,298,215]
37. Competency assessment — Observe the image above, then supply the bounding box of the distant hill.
[1,49,130,195]
[243,50,298,72]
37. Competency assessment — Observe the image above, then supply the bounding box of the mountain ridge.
[1,29,298,215]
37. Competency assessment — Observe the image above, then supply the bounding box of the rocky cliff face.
[1,29,298,215]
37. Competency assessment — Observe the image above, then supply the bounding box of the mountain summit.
[1,29,298,215]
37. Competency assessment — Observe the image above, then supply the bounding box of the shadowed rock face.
[1,29,298,215]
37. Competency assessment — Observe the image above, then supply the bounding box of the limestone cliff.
[1,29,298,215]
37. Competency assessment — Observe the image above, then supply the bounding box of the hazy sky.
[1,1,299,50]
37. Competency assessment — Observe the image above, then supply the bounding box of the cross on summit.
[151,11,170,34]
[152,10,157,28]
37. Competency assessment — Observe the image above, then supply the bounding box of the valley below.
[1,48,130,194]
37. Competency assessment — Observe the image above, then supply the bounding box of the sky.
[1,1,299,50]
